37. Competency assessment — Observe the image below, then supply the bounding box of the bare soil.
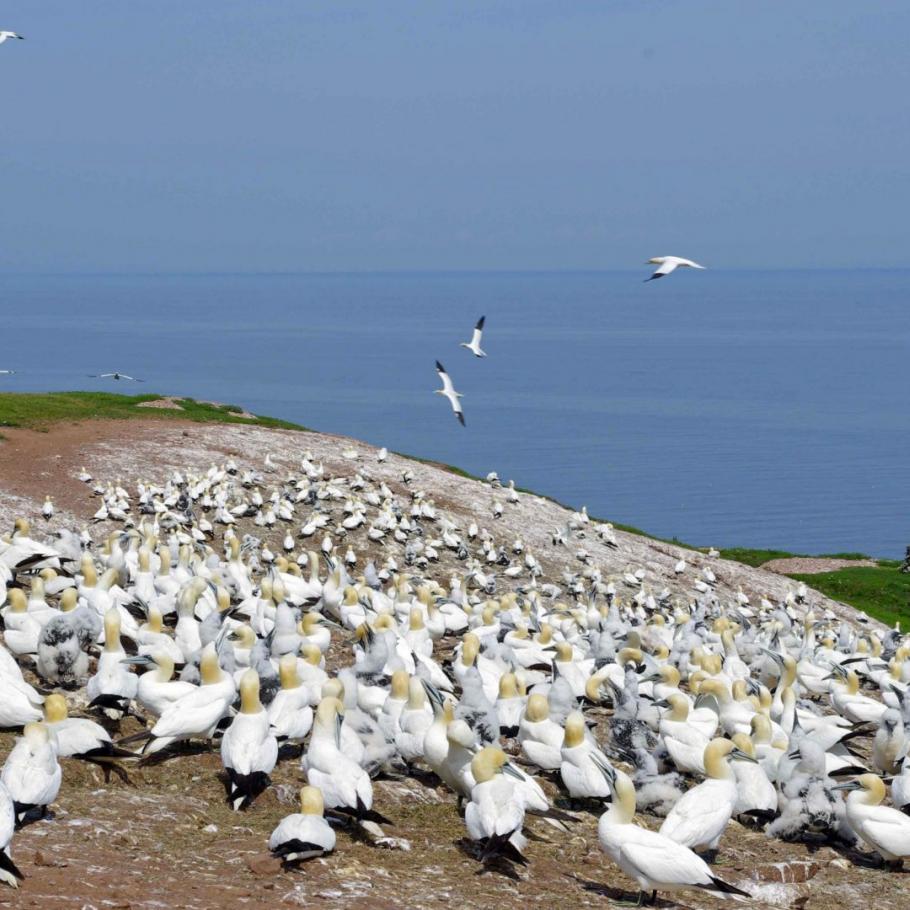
[761,558,878,575]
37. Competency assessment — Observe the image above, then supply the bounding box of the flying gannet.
[644,256,706,282]
[460,315,487,358]
[434,361,465,426]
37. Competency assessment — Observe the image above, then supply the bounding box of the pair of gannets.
[595,757,749,903]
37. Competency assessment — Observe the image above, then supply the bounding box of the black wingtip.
[644,273,663,282]
[457,413,465,426]
[709,876,751,898]
[0,849,24,881]
[435,360,445,372]
[476,315,485,329]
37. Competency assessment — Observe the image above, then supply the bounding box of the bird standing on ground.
[434,361,465,426]
[644,256,706,282]
[221,669,279,810]
[595,758,750,905]
[0,782,23,888]
[460,316,487,358]
[835,775,910,866]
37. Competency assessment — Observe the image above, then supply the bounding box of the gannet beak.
[121,655,154,666]
[334,712,343,750]
[731,747,759,764]
[760,647,784,665]
[502,762,525,781]
[831,780,862,792]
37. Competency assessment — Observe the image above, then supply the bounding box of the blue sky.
[1,2,907,272]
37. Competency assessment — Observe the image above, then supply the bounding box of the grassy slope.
[1,392,905,625]
[0,391,306,431]
[789,565,910,628]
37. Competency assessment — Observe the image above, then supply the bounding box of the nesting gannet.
[560,710,610,801]
[130,652,196,717]
[835,775,910,865]
[395,677,434,764]
[221,669,279,809]
[0,652,43,728]
[1,723,61,826]
[42,694,132,763]
[0,589,41,656]
[86,608,138,716]
[460,315,487,358]
[303,697,386,822]
[660,739,755,852]
[269,785,336,865]
[595,759,750,904]
[0,32,24,45]
[267,655,314,743]
[144,642,236,754]
[464,746,528,865]
[518,693,564,771]
[644,256,706,281]
[434,361,465,426]
[0,782,23,888]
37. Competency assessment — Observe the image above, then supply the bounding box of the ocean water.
[0,270,907,557]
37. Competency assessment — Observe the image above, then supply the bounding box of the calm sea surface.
[0,270,907,557]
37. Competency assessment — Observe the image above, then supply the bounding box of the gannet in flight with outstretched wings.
[88,372,145,382]
[644,256,705,282]
[460,316,487,358]
[434,361,465,426]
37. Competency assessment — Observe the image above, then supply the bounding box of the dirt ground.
[0,418,897,909]
[761,558,878,575]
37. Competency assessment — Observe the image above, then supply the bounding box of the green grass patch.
[788,565,910,628]
[0,391,307,432]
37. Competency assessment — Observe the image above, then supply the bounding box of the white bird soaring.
[644,256,706,282]
[88,372,144,382]
[434,361,465,426]
[0,32,24,45]
[460,316,487,358]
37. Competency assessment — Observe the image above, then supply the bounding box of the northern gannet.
[434,361,465,427]
[0,32,24,45]
[596,759,750,904]
[269,785,336,865]
[144,642,236,754]
[464,746,527,865]
[220,669,279,810]
[87,372,145,382]
[835,774,910,865]
[644,256,706,282]
[0,722,62,827]
[460,315,487,358]
[660,739,755,852]
[0,782,23,888]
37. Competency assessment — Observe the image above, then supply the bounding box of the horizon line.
[1,266,909,278]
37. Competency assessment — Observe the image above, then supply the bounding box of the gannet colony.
[0,416,908,909]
